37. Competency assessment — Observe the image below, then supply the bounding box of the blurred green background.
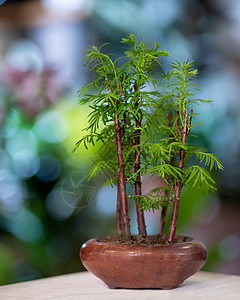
[0,0,240,285]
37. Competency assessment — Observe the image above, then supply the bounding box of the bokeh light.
[36,154,61,182]
[12,149,40,179]
[6,209,44,243]
[96,185,116,216]
[45,185,75,221]
[42,0,93,15]
[218,235,240,261]
[6,39,43,73]
[0,171,25,214]
[33,111,70,144]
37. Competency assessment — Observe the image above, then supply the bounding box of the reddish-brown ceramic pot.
[80,235,207,289]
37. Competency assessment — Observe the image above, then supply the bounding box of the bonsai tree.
[75,34,223,243]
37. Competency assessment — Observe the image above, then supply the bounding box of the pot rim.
[82,234,200,248]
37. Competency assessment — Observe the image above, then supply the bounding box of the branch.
[184,149,211,186]
[187,109,193,136]
[178,107,188,170]
[128,146,143,177]
[105,77,112,93]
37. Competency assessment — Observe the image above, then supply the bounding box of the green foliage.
[194,151,224,171]
[76,34,223,214]
[185,165,216,190]
[87,160,116,181]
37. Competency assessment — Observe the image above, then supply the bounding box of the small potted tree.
[76,34,223,289]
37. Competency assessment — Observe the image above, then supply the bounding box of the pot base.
[80,235,207,289]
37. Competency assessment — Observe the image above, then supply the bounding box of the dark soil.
[97,234,191,245]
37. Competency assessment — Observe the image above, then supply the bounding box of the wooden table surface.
[0,271,240,300]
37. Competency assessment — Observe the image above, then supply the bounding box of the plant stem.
[134,84,147,236]
[168,184,182,242]
[159,111,172,235]
[134,145,147,236]
[107,77,130,238]
[114,110,131,238]
[159,205,167,234]
[168,107,188,243]
[116,180,122,235]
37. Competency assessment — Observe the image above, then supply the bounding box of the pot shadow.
[106,280,202,291]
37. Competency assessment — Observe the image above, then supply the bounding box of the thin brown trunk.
[168,107,188,243]
[116,181,122,235]
[159,112,172,235]
[159,205,167,234]
[107,78,130,238]
[134,142,147,236]
[114,114,131,238]
[168,184,182,242]
[134,84,147,236]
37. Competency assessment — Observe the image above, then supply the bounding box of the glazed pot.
[80,235,207,289]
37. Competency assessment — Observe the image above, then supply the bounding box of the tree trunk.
[168,184,182,242]
[159,112,172,235]
[114,114,131,238]
[107,79,130,238]
[134,85,147,236]
[116,181,122,235]
[168,108,188,243]
[159,205,167,234]
[134,147,147,236]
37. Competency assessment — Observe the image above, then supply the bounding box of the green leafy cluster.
[137,60,223,211]
[75,34,169,186]
[75,34,223,213]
